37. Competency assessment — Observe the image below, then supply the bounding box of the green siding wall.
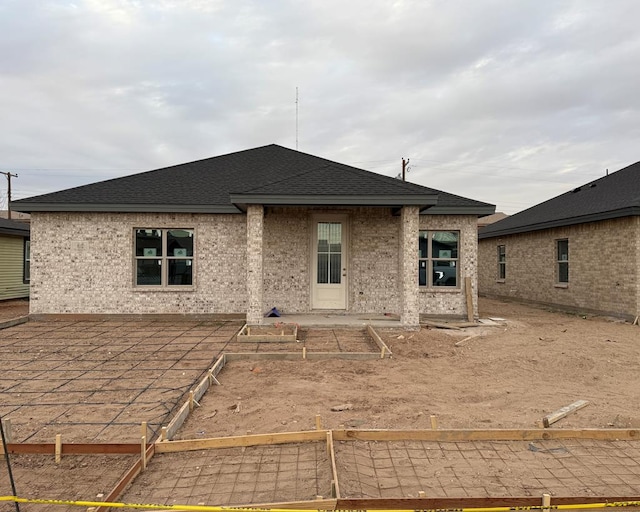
[0,234,29,300]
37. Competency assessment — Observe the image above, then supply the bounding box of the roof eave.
[0,228,29,237]
[479,206,640,239]
[422,205,496,216]
[10,202,241,214]
[229,193,439,212]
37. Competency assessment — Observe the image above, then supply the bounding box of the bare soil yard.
[179,298,640,437]
[2,298,640,509]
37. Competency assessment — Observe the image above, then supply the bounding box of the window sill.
[419,287,460,293]
[554,283,569,289]
[133,286,196,292]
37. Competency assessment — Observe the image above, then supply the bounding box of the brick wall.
[478,217,640,319]
[350,208,401,314]
[30,209,480,318]
[30,212,247,314]
[418,215,479,318]
[262,207,311,313]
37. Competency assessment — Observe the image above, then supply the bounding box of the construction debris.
[543,400,590,428]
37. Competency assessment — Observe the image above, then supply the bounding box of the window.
[418,230,459,287]
[316,222,342,284]
[135,229,194,287]
[497,245,506,280]
[23,239,30,284]
[556,239,569,283]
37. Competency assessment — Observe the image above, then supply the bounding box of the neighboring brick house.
[0,218,30,300]
[12,145,494,326]
[478,161,640,320]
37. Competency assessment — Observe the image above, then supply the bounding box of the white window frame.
[134,228,194,287]
[418,230,460,288]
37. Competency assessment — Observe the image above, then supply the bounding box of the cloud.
[2,0,640,212]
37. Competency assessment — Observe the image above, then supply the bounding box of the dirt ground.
[0,299,28,323]
[178,298,640,437]
[2,297,640,509]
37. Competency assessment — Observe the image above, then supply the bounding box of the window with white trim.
[556,239,569,284]
[135,229,194,286]
[497,244,506,280]
[418,230,459,287]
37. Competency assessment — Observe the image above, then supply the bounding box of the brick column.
[399,206,420,327]
[636,216,640,320]
[246,205,264,325]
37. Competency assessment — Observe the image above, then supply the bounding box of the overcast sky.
[2,0,639,214]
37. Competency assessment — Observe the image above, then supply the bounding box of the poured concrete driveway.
[0,319,241,443]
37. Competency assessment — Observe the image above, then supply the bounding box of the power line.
[0,171,18,219]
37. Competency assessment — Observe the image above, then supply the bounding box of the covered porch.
[239,202,429,328]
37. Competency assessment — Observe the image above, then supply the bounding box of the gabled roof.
[12,144,494,215]
[0,218,30,237]
[479,161,640,239]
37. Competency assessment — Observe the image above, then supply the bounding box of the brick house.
[0,218,30,300]
[478,161,640,320]
[12,145,494,326]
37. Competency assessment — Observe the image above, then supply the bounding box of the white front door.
[312,217,347,309]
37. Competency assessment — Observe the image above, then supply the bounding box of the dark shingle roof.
[479,161,640,239]
[12,144,493,215]
[0,218,30,237]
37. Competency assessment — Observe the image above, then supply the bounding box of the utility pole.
[401,158,410,182]
[1,171,18,219]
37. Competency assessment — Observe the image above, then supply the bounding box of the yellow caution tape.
[2,496,640,512]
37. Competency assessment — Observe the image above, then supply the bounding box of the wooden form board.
[336,496,640,510]
[332,427,640,442]
[366,325,393,358]
[0,443,142,455]
[326,431,341,498]
[154,427,639,454]
[234,495,640,510]
[165,354,226,441]
[223,351,381,362]
[237,323,298,342]
[95,443,155,512]
[155,430,326,454]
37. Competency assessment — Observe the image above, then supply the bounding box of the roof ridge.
[233,163,332,194]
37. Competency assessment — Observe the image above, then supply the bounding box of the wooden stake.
[55,434,62,463]
[160,427,168,442]
[633,316,639,326]
[2,419,12,444]
[141,435,147,471]
[542,493,551,512]
[326,431,332,457]
[418,491,426,498]
[464,276,474,322]
[315,415,322,430]
[189,391,195,412]
[208,371,221,386]
[430,415,438,430]
[302,346,307,360]
[141,422,147,439]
